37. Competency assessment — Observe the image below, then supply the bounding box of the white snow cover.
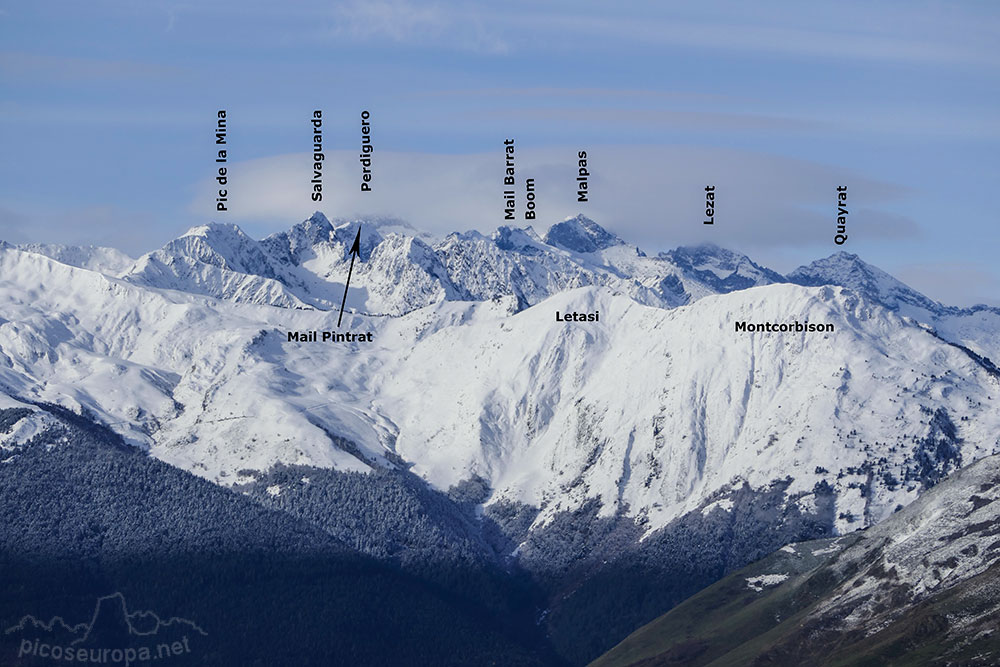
[790,251,1000,360]
[14,243,134,277]
[2,230,1000,536]
[746,574,789,591]
[701,498,735,516]
[115,213,785,317]
[0,395,58,461]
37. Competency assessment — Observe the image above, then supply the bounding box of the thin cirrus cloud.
[0,52,181,82]
[323,0,998,66]
[328,1,509,54]
[463,107,826,133]
[416,88,742,104]
[532,12,999,66]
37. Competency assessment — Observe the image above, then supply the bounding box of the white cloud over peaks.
[190,145,916,254]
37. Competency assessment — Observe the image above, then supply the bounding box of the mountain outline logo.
[4,593,207,665]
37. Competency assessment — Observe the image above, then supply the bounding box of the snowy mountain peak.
[665,243,750,265]
[788,251,940,312]
[332,220,384,262]
[262,213,336,263]
[544,214,624,253]
[4,215,1000,597]
[154,222,274,276]
[180,221,250,241]
[788,251,870,283]
[492,225,544,254]
[294,211,337,241]
[658,244,784,295]
[79,211,999,362]
[306,210,330,226]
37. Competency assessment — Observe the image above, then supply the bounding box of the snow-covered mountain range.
[117,212,788,314]
[2,212,999,542]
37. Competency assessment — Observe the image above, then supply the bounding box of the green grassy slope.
[590,536,851,667]
[592,454,1000,667]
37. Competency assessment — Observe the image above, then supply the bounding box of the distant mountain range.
[2,212,998,664]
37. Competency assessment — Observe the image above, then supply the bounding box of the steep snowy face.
[121,222,310,308]
[2,241,998,539]
[361,234,460,314]
[121,214,445,314]
[543,214,625,253]
[376,285,1000,534]
[435,229,606,308]
[587,242,784,308]
[788,252,941,313]
[660,244,785,295]
[125,251,306,309]
[262,213,384,267]
[260,211,339,266]
[789,252,1000,361]
[163,223,281,277]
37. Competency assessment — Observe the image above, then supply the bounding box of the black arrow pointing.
[337,226,362,328]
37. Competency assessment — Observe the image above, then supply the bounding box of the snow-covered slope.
[123,222,314,308]
[789,252,943,312]
[660,244,785,298]
[805,451,1000,626]
[12,242,133,277]
[373,283,1000,533]
[2,237,998,538]
[790,252,1000,361]
[543,214,625,253]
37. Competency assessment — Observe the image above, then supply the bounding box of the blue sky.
[1,0,998,305]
